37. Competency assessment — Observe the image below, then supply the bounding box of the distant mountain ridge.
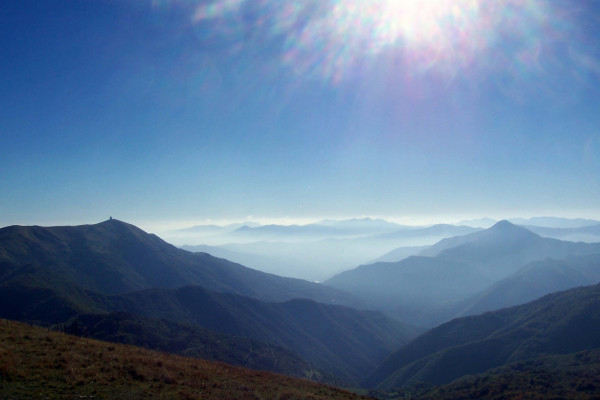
[325,221,600,326]
[509,216,600,228]
[373,224,481,241]
[176,221,486,281]
[457,253,600,317]
[229,218,406,240]
[523,223,600,242]
[168,217,600,281]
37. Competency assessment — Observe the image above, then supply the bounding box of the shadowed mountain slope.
[324,256,486,325]
[100,285,415,385]
[457,253,600,317]
[365,283,600,390]
[0,269,414,386]
[378,349,600,400]
[369,245,429,263]
[0,267,319,378]
[0,219,360,305]
[69,312,321,380]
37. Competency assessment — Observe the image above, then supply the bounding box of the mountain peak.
[97,217,126,226]
[490,219,517,230]
[483,219,540,240]
[96,218,142,230]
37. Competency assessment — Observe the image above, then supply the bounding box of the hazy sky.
[1,0,599,230]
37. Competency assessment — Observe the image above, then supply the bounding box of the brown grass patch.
[0,319,372,400]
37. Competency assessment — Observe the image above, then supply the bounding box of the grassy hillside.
[0,319,372,400]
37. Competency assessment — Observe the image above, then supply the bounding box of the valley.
[1,217,600,399]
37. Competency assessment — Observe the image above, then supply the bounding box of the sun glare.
[191,0,557,82]
[374,0,478,47]
[317,0,489,79]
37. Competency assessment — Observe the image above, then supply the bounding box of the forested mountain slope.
[366,283,600,389]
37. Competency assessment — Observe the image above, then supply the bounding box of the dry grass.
[0,319,372,400]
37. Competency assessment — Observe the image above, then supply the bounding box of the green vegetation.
[0,319,372,400]
[366,283,600,390]
[371,350,600,399]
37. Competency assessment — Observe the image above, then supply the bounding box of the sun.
[190,0,553,82]
[382,0,478,43]
[353,0,482,54]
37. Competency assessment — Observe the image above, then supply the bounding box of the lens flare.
[181,0,584,89]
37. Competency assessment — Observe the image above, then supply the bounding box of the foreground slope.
[0,219,359,305]
[0,319,371,400]
[365,282,600,390]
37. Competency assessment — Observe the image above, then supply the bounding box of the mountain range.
[171,220,489,281]
[171,217,600,281]
[0,219,415,386]
[325,221,600,326]
[0,219,358,304]
[2,217,600,397]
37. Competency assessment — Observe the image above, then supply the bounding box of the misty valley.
[2,217,600,399]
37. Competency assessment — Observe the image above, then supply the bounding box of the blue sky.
[1,0,599,230]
